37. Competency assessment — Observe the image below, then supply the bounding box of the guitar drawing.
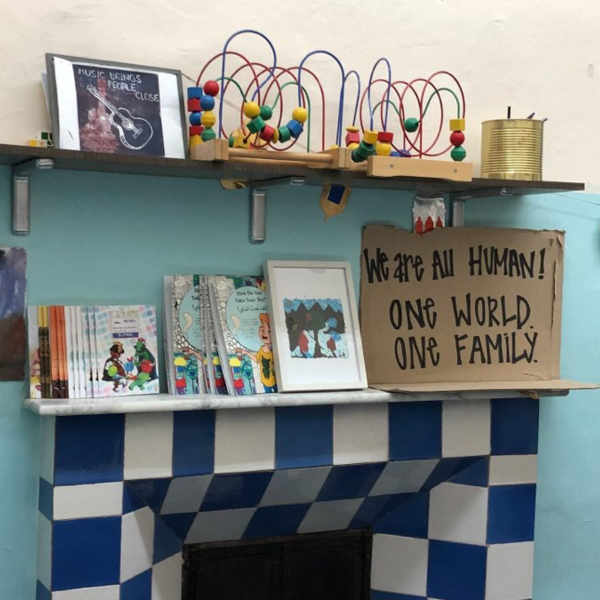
[86,84,154,150]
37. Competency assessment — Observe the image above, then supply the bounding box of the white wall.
[1,0,599,187]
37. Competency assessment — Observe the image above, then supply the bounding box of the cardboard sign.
[360,225,564,385]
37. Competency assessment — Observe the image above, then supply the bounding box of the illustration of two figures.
[102,338,157,392]
[284,298,348,359]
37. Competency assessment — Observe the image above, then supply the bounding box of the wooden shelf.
[0,143,585,196]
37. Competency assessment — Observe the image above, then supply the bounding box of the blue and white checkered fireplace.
[36,398,538,600]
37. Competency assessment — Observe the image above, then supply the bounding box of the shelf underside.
[0,144,585,195]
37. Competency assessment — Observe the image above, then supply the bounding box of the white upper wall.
[1,0,598,188]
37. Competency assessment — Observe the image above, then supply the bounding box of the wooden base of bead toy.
[367,156,473,182]
[191,139,349,170]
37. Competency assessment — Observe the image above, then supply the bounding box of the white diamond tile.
[215,408,275,473]
[152,552,183,600]
[334,404,388,465]
[489,455,537,485]
[161,475,213,515]
[186,508,256,544]
[52,586,120,600]
[369,459,438,496]
[297,499,363,534]
[442,399,490,457]
[429,482,488,545]
[371,534,429,597]
[260,467,331,506]
[54,482,123,520]
[124,413,173,480]
[37,513,52,590]
[120,507,155,583]
[486,542,534,600]
[40,416,55,484]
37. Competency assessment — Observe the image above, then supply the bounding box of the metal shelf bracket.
[12,158,54,235]
[449,186,515,226]
[249,176,305,243]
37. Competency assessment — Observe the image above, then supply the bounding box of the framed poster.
[265,261,368,392]
[46,54,187,158]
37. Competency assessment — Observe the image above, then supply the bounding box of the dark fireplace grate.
[183,529,372,600]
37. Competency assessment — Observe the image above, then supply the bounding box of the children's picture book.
[201,276,228,395]
[0,247,27,381]
[28,304,160,399]
[166,275,207,396]
[95,305,159,397]
[209,275,278,395]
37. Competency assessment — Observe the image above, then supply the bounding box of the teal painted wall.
[0,165,598,598]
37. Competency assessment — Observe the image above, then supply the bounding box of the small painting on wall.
[266,261,367,392]
[0,247,27,381]
[46,54,187,158]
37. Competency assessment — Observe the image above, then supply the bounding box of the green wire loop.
[371,88,462,124]
[215,76,248,103]
[269,81,312,153]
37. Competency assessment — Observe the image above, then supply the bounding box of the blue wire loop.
[343,70,361,127]
[367,58,392,131]
[218,30,278,136]
[297,50,346,146]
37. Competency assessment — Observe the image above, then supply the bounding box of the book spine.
[208,278,236,395]
[49,306,60,398]
[39,307,51,399]
[27,306,41,399]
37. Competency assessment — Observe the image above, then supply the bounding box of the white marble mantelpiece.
[23,385,572,416]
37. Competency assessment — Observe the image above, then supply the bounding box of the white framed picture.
[46,54,187,158]
[265,261,368,392]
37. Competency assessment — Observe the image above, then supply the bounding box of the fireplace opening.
[183,529,372,600]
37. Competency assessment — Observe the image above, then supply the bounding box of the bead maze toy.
[189,30,472,182]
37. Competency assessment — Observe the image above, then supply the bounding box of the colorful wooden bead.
[352,140,375,162]
[230,128,250,149]
[201,128,216,142]
[259,125,275,142]
[243,102,261,119]
[278,126,291,142]
[450,131,465,146]
[200,95,215,111]
[391,149,411,158]
[449,118,465,131]
[187,98,201,112]
[189,125,204,137]
[345,129,360,146]
[451,145,467,161]
[404,118,419,133]
[203,80,219,97]
[189,112,202,126]
[376,142,392,156]
[347,142,359,150]
[190,135,203,148]
[377,131,394,143]
[363,130,378,145]
[260,105,273,121]
[247,116,266,134]
[201,111,216,128]
[187,86,203,99]
[271,127,280,143]
[292,107,308,124]
[287,119,304,138]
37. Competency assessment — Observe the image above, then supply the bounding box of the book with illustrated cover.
[209,275,278,396]
[201,276,227,395]
[166,275,207,396]
[27,307,41,399]
[95,305,159,397]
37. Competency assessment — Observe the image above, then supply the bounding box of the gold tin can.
[481,119,544,180]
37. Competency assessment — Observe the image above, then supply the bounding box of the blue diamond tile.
[173,410,215,477]
[449,457,489,487]
[39,478,53,521]
[275,405,333,469]
[389,402,442,460]
[123,483,147,514]
[55,414,124,485]
[53,516,121,591]
[491,398,539,455]
[488,484,536,543]
[121,569,152,600]
[350,494,412,529]
[316,463,386,501]
[243,503,311,539]
[374,491,430,539]
[201,472,273,511]
[154,515,183,564]
[427,540,487,600]
[127,479,171,514]
[161,513,197,541]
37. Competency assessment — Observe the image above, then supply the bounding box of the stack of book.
[163,275,278,396]
[28,305,159,399]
